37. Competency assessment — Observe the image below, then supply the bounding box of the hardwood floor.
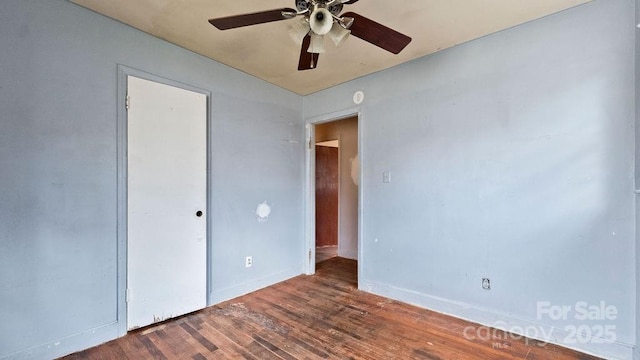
[62,258,601,359]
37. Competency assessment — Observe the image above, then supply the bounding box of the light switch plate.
[383,171,391,183]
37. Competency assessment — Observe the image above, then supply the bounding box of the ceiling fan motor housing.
[296,0,343,15]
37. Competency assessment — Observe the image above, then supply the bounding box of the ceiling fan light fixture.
[328,21,350,47]
[308,33,326,53]
[309,8,333,35]
[289,19,310,45]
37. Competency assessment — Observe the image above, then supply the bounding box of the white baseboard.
[360,279,634,360]
[0,321,121,360]
[210,267,301,305]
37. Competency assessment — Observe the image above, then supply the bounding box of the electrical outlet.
[245,256,252,268]
[482,278,491,290]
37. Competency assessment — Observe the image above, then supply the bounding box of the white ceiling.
[70,0,591,95]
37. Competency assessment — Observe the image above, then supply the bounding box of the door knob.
[195,211,203,217]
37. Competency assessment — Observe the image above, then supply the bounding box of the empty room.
[1,0,639,359]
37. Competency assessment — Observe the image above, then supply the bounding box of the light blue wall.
[0,0,304,359]
[1,0,637,359]
[306,0,635,358]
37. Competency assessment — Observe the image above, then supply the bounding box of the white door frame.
[116,65,212,336]
[304,108,363,283]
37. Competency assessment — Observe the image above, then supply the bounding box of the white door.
[127,76,207,330]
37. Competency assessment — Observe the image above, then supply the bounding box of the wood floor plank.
[199,321,261,360]
[60,257,602,360]
[180,322,219,353]
[152,328,194,358]
[138,335,168,360]
[205,303,299,358]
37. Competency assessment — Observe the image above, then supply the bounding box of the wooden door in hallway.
[315,145,338,247]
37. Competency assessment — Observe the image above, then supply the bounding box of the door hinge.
[308,250,312,264]
[308,140,313,150]
[125,95,130,111]
[126,288,130,303]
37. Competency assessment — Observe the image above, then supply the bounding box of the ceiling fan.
[208,0,412,71]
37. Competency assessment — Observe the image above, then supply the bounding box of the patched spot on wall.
[256,201,271,222]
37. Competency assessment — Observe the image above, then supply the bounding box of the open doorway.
[314,116,359,268]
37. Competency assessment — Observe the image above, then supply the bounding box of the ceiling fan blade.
[341,12,411,54]
[298,35,320,71]
[209,8,297,30]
